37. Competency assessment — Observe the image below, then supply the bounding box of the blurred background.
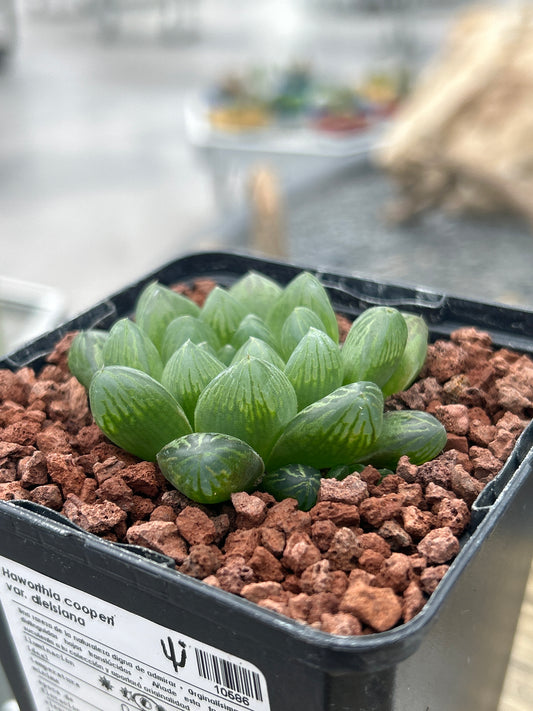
[3,0,533,353]
[0,2,533,709]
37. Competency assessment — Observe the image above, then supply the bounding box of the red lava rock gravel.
[1,282,533,637]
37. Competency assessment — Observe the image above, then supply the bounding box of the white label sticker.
[0,557,270,711]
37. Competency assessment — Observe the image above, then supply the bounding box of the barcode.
[195,648,264,702]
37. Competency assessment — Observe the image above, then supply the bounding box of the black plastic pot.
[1,251,533,711]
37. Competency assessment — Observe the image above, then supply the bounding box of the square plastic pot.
[1,251,533,711]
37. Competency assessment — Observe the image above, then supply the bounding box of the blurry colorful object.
[206,63,406,135]
[209,105,273,132]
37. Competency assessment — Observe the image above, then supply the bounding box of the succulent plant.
[67,330,107,389]
[261,464,321,511]
[341,306,408,387]
[134,281,200,352]
[68,270,446,509]
[89,366,192,461]
[158,433,264,504]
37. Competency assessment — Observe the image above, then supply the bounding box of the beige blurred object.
[249,166,288,259]
[376,2,533,227]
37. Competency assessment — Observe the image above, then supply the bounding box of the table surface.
[253,159,533,310]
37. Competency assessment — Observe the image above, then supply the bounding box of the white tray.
[0,277,65,357]
[184,91,388,158]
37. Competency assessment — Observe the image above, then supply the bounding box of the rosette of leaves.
[68,269,446,509]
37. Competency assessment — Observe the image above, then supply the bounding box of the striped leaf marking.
[67,329,108,389]
[230,337,286,371]
[217,343,237,366]
[102,318,163,381]
[342,306,408,387]
[261,464,321,511]
[266,381,384,470]
[160,315,222,363]
[135,281,200,353]
[357,410,447,469]
[279,307,327,360]
[161,340,225,425]
[229,271,283,320]
[157,432,264,504]
[284,327,343,410]
[266,272,339,344]
[381,314,429,397]
[194,357,297,461]
[199,286,247,345]
[89,366,192,462]
[230,313,279,352]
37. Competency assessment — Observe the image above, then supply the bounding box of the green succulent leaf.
[279,306,327,360]
[161,340,225,425]
[102,318,163,380]
[217,343,237,366]
[231,337,286,370]
[195,356,297,461]
[199,286,247,344]
[157,432,264,504]
[229,271,283,319]
[342,306,408,387]
[381,314,429,397]
[267,381,384,470]
[160,315,222,364]
[135,281,200,353]
[324,463,392,481]
[357,410,447,469]
[262,464,321,511]
[284,327,343,410]
[67,329,108,389]
[323,463,362,480]
[89,366,192,461]
[230,314,278,352]
[266,271,339,344]
[77,270,447,509]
